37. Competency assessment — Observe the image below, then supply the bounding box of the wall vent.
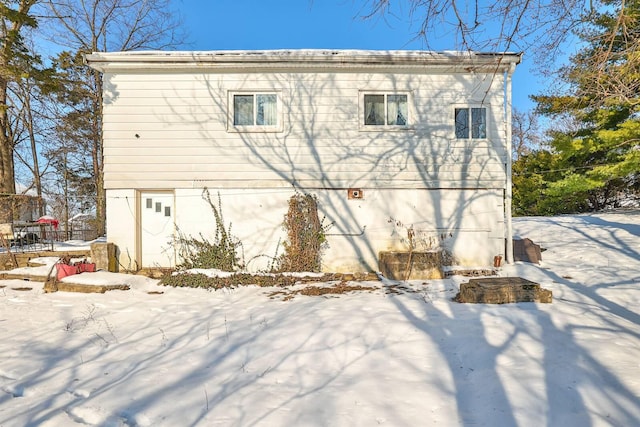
[348,188,363,199]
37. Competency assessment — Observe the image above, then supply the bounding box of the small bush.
[160,273,222,289]
[175,189,243,271]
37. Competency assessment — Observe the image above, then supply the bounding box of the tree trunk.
[92,69,105,237]
[0,79,17,223]
[0,0,38,222]
[24,88,44,217]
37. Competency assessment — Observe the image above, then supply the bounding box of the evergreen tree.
[0,0,40,221]
[529,0,640,212]
[513,150,559,215]
[47,50,100,231]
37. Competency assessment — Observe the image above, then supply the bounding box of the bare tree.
[9,74,45,215]
[362,0,589,54]
[44,0,184,51]
[363,1,639,107]
[512,108,542,160]
[41,0,186,235]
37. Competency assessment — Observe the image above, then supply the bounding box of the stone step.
[0,272,129,294]
[43,281,129,294]
[456,277,552,304]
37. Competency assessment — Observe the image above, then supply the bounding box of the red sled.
[56,263,79,280]
[77,262,96,273]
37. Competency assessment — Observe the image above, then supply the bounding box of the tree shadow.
[143,54,513,272]
[0,292,411,426]
[89,51,519,424]
[387,270,640,426]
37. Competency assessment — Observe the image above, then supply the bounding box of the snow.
[1,211,639,426]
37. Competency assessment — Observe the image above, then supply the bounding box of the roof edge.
[84,49,522,72]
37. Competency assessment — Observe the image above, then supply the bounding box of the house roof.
[84,49,522,73]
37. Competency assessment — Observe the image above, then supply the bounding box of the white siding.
[96,54,516,271]
[102,71,507,191]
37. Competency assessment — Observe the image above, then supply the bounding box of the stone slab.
[456,276,552,304]
[44,281,130,293]
[513,238,542,264]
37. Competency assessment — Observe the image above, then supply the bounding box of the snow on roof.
[85,49,522,72]
[88,48,519,57]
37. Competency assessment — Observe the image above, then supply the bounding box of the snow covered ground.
[1,211,639,427]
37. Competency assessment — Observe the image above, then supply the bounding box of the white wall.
[101,71,507,190]
[173,188,290,271]
[101,65,509,271]
[105,189,138,270]
[107,186,504,272]
[105,187,502,272]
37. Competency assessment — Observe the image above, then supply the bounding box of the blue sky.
[179,0,542,111]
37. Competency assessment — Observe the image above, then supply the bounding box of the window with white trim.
[230,92,280,131]
[454,107,487,139]
[363,93,408,127]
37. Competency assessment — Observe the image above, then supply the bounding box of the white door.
[140,192,175,267]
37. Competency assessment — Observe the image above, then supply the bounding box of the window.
[233,93,278,126]
[455,107,487,139]
[363,93,408,126]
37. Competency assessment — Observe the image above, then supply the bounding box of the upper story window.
[363,93,408,127]
[455,107,487,139]
[234,93,277,125]
[229,92,281,132]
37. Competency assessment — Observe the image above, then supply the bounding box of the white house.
[85,50,521,274]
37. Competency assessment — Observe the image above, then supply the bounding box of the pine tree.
[531,0,640,212]
[46,50,100,232]
[0,0,40,221]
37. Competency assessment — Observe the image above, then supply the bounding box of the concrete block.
[379,251,444,280]
[91,242,118,272]
[456,277,552,304]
